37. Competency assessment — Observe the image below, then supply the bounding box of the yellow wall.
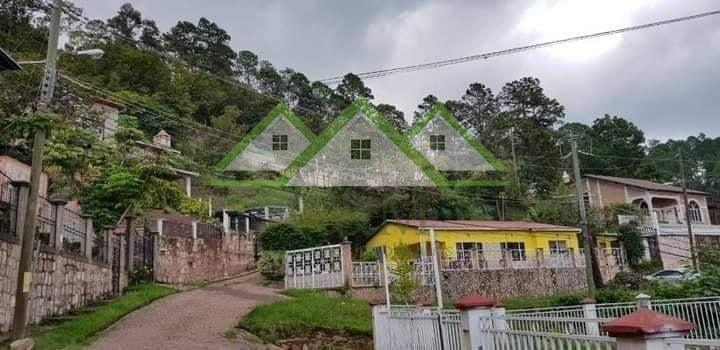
[366,223,582,258]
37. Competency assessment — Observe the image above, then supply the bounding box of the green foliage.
[30,284,175,350]
[594,288,636,303]
[238,290,372,342]
[502,292,586,310]
[178,196,211,221]
[258,223,308,251]
[617,224,645,266]
[258,251,285,281]
[389,244,418,305]
[128,265,154,286]
[360,249,379,262]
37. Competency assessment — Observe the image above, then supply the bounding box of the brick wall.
[0,238,120,333]
[154,233,256,284]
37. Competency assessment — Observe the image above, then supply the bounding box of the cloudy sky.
[71,0,720,141]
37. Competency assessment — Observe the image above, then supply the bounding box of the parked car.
[643,268,699,282]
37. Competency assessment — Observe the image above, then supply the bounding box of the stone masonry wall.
[0,239,115,333]
[155,233,256,284]
[419,267,588,302]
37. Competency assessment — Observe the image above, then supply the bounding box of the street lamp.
[17,48,105,65]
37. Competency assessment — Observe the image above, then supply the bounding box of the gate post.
[371,303,389,350]
[604,309,695,350]
[83,215,94,259]
[50,199,67,251]
[125,215,136,271]
[11,181,29,242]
[341,240,352,286]
[582,298,600,336]
[455,294,501,350]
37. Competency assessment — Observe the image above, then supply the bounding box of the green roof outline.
[279,98,449,187]
[214,103,317,172]
[406,103,506,172]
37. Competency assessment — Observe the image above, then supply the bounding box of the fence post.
[455,294,501,350]
[582,298,600,336]
[604,309,695,350]
[50,199,67,251]
[156,219,164,237]
[12,181,29,242]
[340,240,352,286]
[125,215,135,271]
[636,293,652,309]
[191,221,197,240]
[104,225,114,265]
[83,215,93,259]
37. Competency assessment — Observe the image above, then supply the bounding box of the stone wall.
[154,233,256,284]
[0,238,118,333]
[419,267,588,301]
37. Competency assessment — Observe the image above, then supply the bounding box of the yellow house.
[366,220,584,265]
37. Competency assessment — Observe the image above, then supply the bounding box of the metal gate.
[133,232,154,271]
[285,244,344,289]
[373,306,463,350]
[111,237,121,294]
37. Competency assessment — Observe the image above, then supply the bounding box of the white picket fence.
[373,306,463,350]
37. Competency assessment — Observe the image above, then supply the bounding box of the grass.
[26,284,176,350]
[238,290,372,342]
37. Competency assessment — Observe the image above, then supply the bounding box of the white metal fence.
[352,261,381,287]
[285,244,345,289]
[665,338,720,350]
[373,306,463,350]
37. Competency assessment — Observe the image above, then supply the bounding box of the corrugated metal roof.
[0,48,22,71]
[585,174,708,195]
[384,219,579,232]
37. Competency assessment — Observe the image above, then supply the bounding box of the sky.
[71,0,720,141]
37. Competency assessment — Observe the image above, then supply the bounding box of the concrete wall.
[0,239,119,332]
[154,234,256,284]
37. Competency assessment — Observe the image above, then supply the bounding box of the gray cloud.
[71,0,720,141]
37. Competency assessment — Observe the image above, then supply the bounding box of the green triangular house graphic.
[407,103,505,172]
[281,98,448,187]
[215,103,316,173]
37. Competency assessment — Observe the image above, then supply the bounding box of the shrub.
[616,224,645,266]
[631,259,663,275]
[128,265,154,286]
[360,249,379,262]
[258,251,285,281]
[594,288,635,303]
[607,270,648,290]
[389,245,417,304]
[258,223,309,251]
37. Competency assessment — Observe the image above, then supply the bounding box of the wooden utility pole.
[678,150,698,271]
[571,140,596,295]
[12,0,61,339]
[510,127,520,189]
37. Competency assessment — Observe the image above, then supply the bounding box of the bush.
[258,251,285,281]
[617,224,645,266]
[360,249,379,262]
[128,265,153,286]
[607,271,648,290]
[258,223,310,251]
[389,245,418,304]
[631,259,663,275]
[594,287,635,303]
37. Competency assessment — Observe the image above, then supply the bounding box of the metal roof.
[584,174,709,195]
[0,48,22,71]
[383,219,580,232]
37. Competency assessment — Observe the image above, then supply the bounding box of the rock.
[10,338,34,350]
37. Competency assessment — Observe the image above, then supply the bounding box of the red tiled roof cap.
[602,309,696,335]
[454,295,499,310]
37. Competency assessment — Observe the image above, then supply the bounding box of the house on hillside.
[215,103,316,173]
[365,219,624,280]
[407,103,503,172]
[582,174,720,268]
[136,130,199,197]
[89,98,124,141]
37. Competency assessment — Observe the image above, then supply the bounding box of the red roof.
[384,219,579,232]
[454,295,500,310]
[602,309,696,335]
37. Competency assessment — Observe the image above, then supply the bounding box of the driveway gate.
[285,244,344,289]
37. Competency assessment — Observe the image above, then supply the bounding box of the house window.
[430,135,445,150]
[688,201,703,223]
[456,242,482,260]
[501,242,526,261]
[351,139,371,159]
[272,135,288,150]
[548,240,568,255]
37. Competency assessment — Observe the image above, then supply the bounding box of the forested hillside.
[2,1,720,237]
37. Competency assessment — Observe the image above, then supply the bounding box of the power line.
[318,9,720,84]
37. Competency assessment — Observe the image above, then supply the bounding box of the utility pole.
[510,127,520,189]
[12,0,61,340]
[678,150,698,271]
[571,140,596,295]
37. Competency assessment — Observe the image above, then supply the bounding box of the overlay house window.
[500,242,527,261]
[429,135,445,150]
[688,201,703,223]
[351,139,371,160]
[272,135,288,150]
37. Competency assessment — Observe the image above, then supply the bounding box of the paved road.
[89,273,280,350]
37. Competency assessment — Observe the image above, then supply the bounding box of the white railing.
[665,338,720,350]
[477,327,617,350]
[285,244,344,290]
[373,306,463,350]
[352,261,381,287]
[507,296,720,340]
